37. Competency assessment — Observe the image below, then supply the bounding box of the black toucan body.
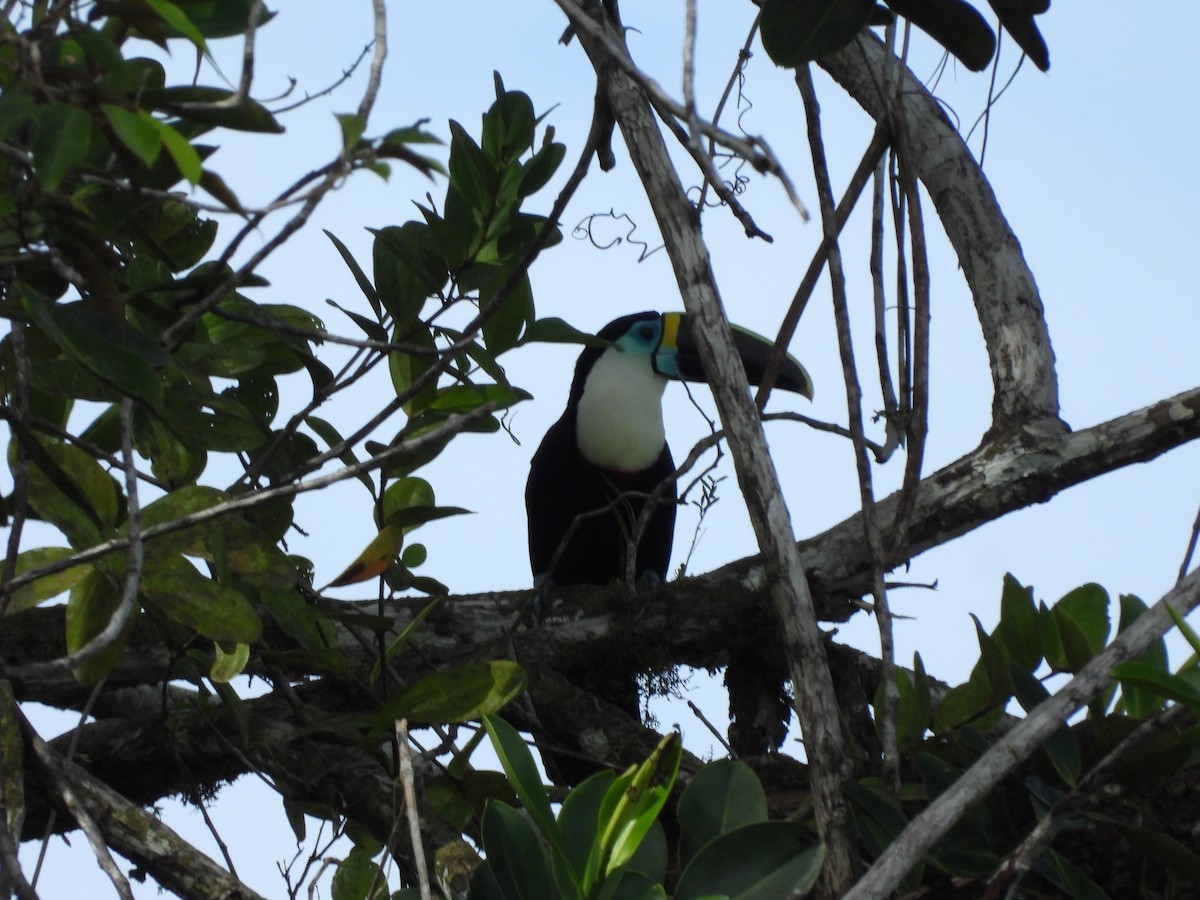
[526,311,812,591]
[524,312,812,776]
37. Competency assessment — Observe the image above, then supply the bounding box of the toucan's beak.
[652,312,813,400]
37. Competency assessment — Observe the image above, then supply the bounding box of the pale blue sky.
[18,1,1200,895]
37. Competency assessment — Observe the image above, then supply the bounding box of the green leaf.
[885,0,996,71]
[1117,594,1169,717]
[24,298,165,410]
[33,104,94,191]
[447,119,496,212]
[66,569,134,685]
[483,715,560,851]
[598,733,681,876]
[149,119,202,184]
[101,105,162,167]
[16,433,118,547]
[144,0,208,49]
[480,270,533,355]
[140,557,262,643]
[676,760,768,868]
[330,847,388,900]
[996,573,1042,671]
[989,0,1050,71]
[1114,824,1200,886]
[518,140,566,197]
[336,112,365,150]
[147,86,283,133]
[372,223,444,328]
[325,229,381,316]
[482,87,535,165]
[136,485,227,559]
[389,324,438,415]
[844,780,907,858]
[159,0,274,38]
[674,822,824,900]
[1010,664,1080,785]
[557,772,615,892]
[482,801,555,900]
[384,661,525,725]
[1,547,92,615]
[210,642,250,683]
[1046,849,1111,900]
[761,0,876,67]
[521,316,607,347]
[1054,583,1110,660]
[1111,662,1200,715]
[428,383,530,413]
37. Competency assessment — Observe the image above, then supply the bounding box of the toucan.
[524,311,812,737]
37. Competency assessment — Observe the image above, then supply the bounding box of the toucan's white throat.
[576,348,668,472]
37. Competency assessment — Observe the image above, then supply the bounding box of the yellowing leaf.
[327,525,403,587]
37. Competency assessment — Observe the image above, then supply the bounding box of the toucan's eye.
[636,323,656,342]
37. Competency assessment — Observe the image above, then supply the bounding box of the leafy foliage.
[759,0,1050,71]
[473,718,824,900]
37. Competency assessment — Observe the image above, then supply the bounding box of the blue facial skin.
[609,316,683,380]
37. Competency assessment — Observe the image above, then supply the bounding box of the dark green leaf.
[557,772,614,890]
[140,556,263,643]
[16,432,118,547]
[325,229,381,316]
[1111,662,1200,715]
[1010,664,1080,785]
[885,0,995,71]
[372,223,444,328]
[383,661,525,725]
[448,119,496,212]
[481,270,533,355]
[160,0,274,38]
[761,0,876,67]
[676,759,768,868]
[330,847,388,900]
[988,0,1049,71]
[844,779,907,858]
[144,0,207,49]
[1117,594,1168,717]
[1,547,92,615]
[521,316,607,347]
[153,120,204,183]
[1054,583,1110,658]
[146,86,283,133]
[389,325,438,415]
[674,822,824,900]
[33,104,95,191]
[66,569,133,685]
[482,801,555,900]
[428,383,530,413]
[102,105,162,167]
[482,87,536,164]
[483,715,560,851]
[518,140,566,197]
[1114,824,1200,886]
[996,573,1042,671]
[1046,849,1110,900]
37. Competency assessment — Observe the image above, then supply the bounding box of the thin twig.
[5,406,497,603]
[395,720,431,900]
[797,65,899,800]
[845,569,1200,899]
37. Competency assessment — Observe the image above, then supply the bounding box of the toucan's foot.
[636,569,662,589]
[528,574,555,622]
